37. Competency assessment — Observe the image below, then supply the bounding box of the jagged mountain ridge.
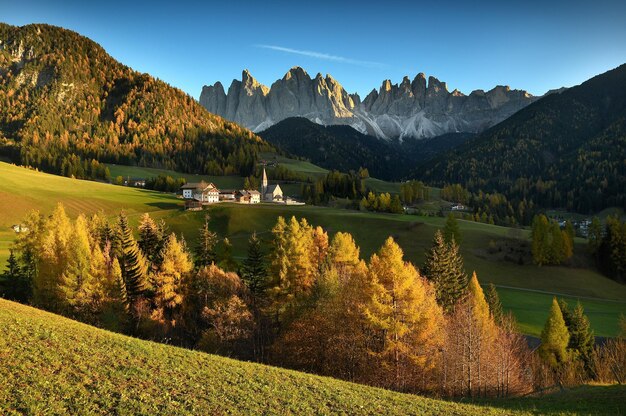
[200,67,538,140]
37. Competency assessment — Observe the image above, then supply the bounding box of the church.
[261,167,283,202]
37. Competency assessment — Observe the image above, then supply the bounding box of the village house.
[219,190,237,202]
[236,190,261,204]
[181,181,219,204]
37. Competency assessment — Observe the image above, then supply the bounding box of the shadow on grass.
[469,384,625,415]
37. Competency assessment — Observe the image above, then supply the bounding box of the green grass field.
[1,162,624,337]
[106,164,245,189]
[1,298,623,415]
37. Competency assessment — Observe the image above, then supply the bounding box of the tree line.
[1,206,624,397]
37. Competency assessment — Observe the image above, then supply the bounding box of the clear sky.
[3,0,626,98]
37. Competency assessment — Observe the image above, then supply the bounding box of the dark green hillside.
[259,117,474,180]
[259,117,408,179]
[421,64,626,214]
[0,23,270,178]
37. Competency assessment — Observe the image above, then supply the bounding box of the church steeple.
[262,166,268,196]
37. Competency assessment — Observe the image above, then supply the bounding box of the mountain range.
[200,67,538,140]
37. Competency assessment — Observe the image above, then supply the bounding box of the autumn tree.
[366,237,445,392]
[422,230,468,313]
[184,264,253,355]
[152,233,193,331]
[35,203,73,312]
[445,272,498,397]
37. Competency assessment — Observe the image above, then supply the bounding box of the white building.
[261,167,283,202]
[180,181,219,204]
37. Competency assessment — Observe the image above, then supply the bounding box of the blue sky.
[2,0,626,98]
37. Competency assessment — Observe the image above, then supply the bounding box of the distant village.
[180,167,303,211]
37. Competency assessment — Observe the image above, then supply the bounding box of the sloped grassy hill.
[1,299,624,415]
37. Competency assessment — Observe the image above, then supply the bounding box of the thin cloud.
[255,44,386,68]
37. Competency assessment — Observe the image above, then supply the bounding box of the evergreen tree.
[241,232,266,298]
[422,230,468,313]
[219,238,238,272]
[138,213,164,267]
[484,283,503,325]
[539,298,571,370]
[559,299,595,377]
[194,214,218,268]
[0,249,29,302]
[443,213,462,244]
[587,217,602,258]
[116,212,148,306]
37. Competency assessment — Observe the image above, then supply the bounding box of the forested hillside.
[259,117,474,180]
[421,64,626,215]
[0,23,270,178]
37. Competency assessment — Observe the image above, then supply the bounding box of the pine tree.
[138,213,164,267]
[423,230,468,313]
[484,283,503,325]
[241,232,266,298]
[219,238,238,272]
[194,214,218,268]
[116,212,148,306]
[559,300,595,377]
[0,249,29,302]
[531,215,550,265]
[443,213,462,244]
[539,298,571,370]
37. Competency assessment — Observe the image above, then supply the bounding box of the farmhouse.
[236,190,261,204]
[181,181,219,204]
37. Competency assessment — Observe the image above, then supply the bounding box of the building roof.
[181,181,218,191]
[266,184,282,194]
[247,190,261,195]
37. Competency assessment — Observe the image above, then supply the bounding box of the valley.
[1,161,624,337]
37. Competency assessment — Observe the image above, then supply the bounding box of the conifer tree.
[443,213,462,244]
[219,237,238,272]
[116,212,148,306]
[559,299,595,376]
[484,283,503,325]
[138,213,164,267]
[367,237,445,391]
[241,232,266,298]
[153,233,193,322]
[0,249,29,302]
[423,230,468,313]
[539,298,571,370]
[36,203,73,311]
[194,214,218,268]
[328,232,361,280]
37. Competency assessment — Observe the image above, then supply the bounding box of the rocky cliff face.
[200,67,537,140]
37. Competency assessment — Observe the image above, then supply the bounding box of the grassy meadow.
[0,161,624,337]
[1,298,624,415]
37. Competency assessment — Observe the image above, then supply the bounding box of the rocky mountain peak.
[200,67,538,139]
